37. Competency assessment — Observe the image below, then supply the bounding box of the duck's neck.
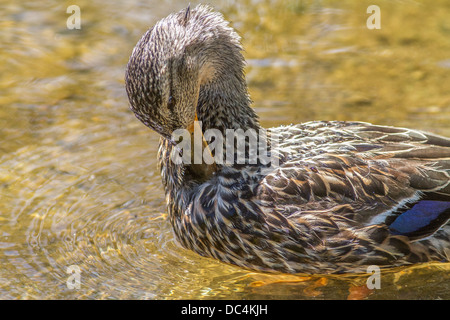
[160,25,264,194]
[159,59,262,194]
[196,69,260,134]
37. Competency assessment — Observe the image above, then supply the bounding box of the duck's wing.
[257,121,450,242]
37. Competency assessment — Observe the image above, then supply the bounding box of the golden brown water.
[0,0,449,299]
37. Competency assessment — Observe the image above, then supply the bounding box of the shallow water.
[0,0,449,299]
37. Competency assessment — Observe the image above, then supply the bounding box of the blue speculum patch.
[389,200,450,236]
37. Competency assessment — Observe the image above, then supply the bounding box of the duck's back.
[255,121,450,269]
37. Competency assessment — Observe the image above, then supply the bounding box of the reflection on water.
[0,0,449,299]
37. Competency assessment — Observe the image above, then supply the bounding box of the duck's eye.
[168,95,176,111]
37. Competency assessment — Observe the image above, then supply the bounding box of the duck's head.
[125,5,245,140]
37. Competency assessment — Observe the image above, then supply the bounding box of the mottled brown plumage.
[125,5,450,274]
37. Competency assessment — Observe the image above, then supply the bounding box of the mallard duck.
[125,5,450,274]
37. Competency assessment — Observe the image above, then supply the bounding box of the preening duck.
[125,5,450,274]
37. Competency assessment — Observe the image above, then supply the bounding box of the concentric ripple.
[0,127,253,299]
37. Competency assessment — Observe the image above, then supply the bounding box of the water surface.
[0,0,449,299]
